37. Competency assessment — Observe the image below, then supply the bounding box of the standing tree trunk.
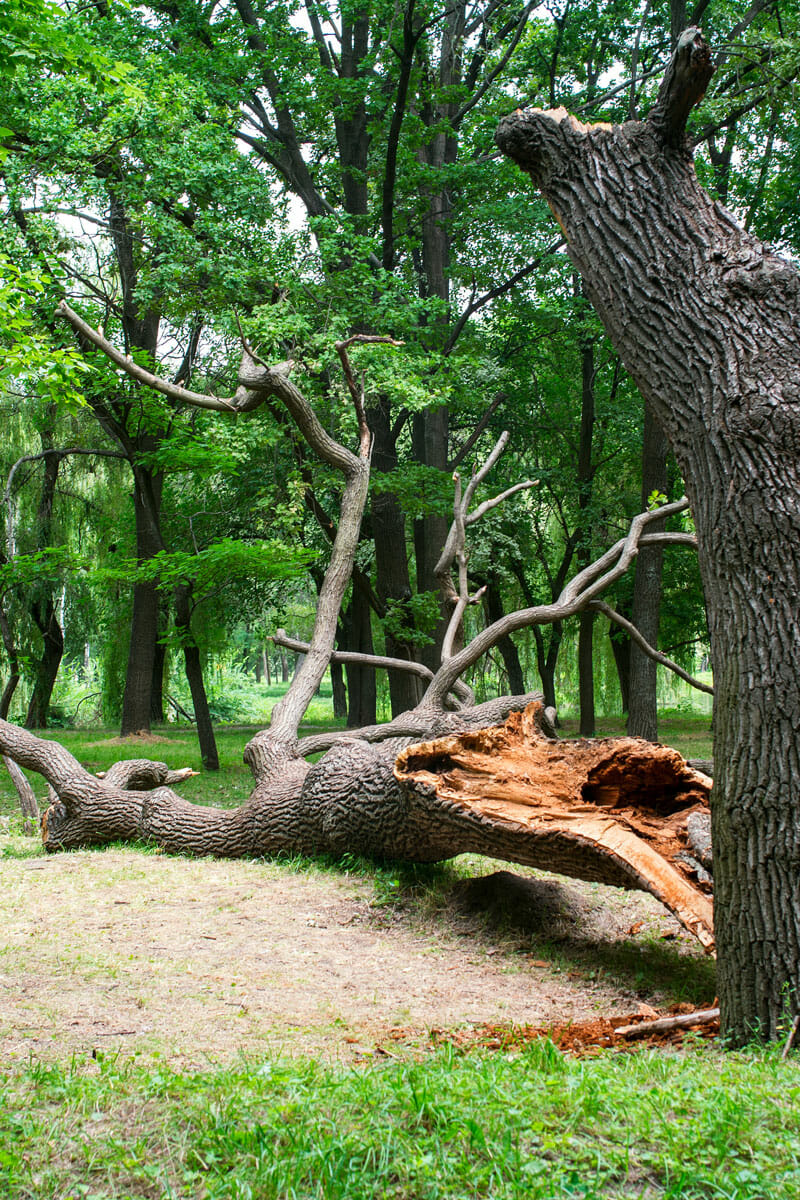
[23,424,64,729]
[496,28,800,1043]
[577,327,596,736]
[174,582,219,771]
[25,598,64,729]
[344,584,377,728]
[482,580,525,696]
[120,468,163,736]
[628,405,669,740]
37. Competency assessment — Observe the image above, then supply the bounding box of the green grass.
[0,1041,797,1199]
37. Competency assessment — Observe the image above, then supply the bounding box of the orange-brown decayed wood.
[394,703,714,949]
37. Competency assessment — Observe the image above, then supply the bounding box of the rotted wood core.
[394,704,714,949]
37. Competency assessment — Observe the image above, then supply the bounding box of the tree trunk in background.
[628,405,669,740]
[533,623,562,711]
[174,583,219,771]
[610,623,631,714]
[330,659,347,720]
[0,602,20,721]
[25,598,64,728]
[577,611,595,736]
[150,595,168,725]
[369,400,422,715]
[497,31,800,1040]
[23,425,64,729]
[120,471,163,735]
[413,408,451,672]
[577,331,596,736]
[344,585,377,728]
[483,580,525,696]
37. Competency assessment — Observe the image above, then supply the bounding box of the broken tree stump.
[394,704,714,950]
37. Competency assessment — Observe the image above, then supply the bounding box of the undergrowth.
[0,1041,797,1199]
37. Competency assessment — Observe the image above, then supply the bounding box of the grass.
[5,709,790,1200]
[0,1040,798,1199]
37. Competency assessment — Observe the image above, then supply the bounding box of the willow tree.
[497,28,800,1044]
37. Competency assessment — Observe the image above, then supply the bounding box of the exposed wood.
[614,1007,719,1038]
[395,704,714,948]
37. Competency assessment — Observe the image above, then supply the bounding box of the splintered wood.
[394,704,715,950]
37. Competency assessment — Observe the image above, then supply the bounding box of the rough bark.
[0,701,714,948]
[120,469,163,735]
[496,27,800,1042]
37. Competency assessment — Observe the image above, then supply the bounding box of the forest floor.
[0,716,716,1068]
[0,839,715,1068]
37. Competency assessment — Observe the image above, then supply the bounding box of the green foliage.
[382,590,440,649]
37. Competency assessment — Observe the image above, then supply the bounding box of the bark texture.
[0,702,714,950]
[496,28,800,1041]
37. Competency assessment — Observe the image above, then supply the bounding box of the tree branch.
[588,600,713,695]
[647,27,716,147]
[422,498,692,708]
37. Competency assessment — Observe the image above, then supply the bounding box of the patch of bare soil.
[0,846,714,1068]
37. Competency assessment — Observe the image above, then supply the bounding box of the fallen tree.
[496,27,800,1043]
[0,304,719,955]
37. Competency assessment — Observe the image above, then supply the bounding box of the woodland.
[1,0,800,1061]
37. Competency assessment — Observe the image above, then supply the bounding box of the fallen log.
[0,700,715,948]
[613,1008,720,1038]
[394,704,714,950]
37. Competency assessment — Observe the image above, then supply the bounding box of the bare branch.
[271,629,435,683]
[56,300,237,412]
[466,479,538,526]
[422,498,692,708]
[589,601,713,695]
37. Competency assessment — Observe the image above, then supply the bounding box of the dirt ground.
[0,843,715,1067]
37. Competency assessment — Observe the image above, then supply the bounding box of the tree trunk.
[330,658,347,720]
[577,330,596,737]
[609,623,631,714]
[628,405,669,740]
[3,701,714,949]
[120,470,163,735]
[174,583,219,771]
[344,584,377,728]
[369,399,423,715]
[23,431,64,729]
[496,28,800,1042]
[577,609,595,737]
[24,598,64,729]
[532,622,562,711]
[412,408,452,671]
[482,580,525,696]
[150,595,168,725]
